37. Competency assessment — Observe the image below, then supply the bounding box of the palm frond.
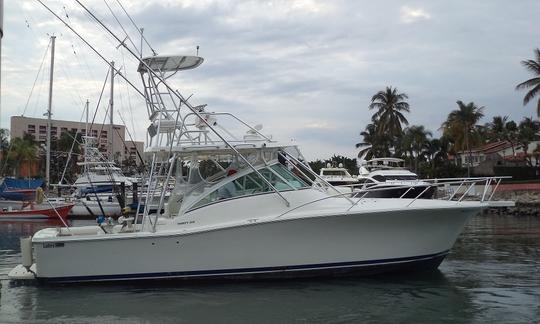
[523,84,540,105]
[515,77,540,91]
[520,59,540,74]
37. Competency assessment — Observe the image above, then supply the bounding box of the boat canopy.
[0,178,43,201]
[137,55,204,73]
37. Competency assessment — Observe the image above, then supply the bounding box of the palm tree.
[368,86,410,138]
[52,131,82,184]
[516,48,540,117]
[505,120,518,155]
[7,136,38,177]
[357,123,392,158]
[401,125,432,172]
[441,100,485,176]
[518,117,540,165]
[486,116,509,142]
[0,129,9,170]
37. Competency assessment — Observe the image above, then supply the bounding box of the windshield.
[190,163,308,210]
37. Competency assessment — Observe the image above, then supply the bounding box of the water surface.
[1,214,539,323]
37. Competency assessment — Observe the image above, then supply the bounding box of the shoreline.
[489,183,540,216]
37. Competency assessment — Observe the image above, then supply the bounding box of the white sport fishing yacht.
[53,136,136,217]
[9,53,492,283]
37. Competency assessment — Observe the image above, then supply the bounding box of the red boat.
[0,204,74,220]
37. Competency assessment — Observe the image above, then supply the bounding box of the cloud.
[2,1,540,161]
[400,6,431,24]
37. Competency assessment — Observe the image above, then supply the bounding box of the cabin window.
[322,170,347,176]
[358,178,374,184]
[384,175,418,181]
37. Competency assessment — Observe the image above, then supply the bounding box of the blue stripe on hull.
[39,250,450,283]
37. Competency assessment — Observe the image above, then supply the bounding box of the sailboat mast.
[85,99,89,172]
[45,35,56,191]
[109,61,114,162]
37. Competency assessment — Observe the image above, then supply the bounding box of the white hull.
[69,202,122,217]
[27,198,480,282]
[47,198,123,218]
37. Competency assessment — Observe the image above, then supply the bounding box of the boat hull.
[30,205,477,282]
[0,204,74,220]
[69,201,122,218]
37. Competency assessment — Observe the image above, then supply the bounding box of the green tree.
[485,115,509,142]
[505,120,518,155]
[7,134,38,177]
[516,48,540,117]
[518,117,540,165]
[51,131,82,184]
[0,129,9,173]
[401,125,432,172]
[441,100,485,176]
[368,86,410,138]
[357,123,393,158]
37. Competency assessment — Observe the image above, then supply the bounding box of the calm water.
[0,214,539,324]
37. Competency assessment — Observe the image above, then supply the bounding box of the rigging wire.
[88,69,111,133]
[117,110,145,167]
[58,104,87,185]
[55,39,86,108]
[31,65,48,117]
[114,0,157,56]
[120,51,137,140]
[103,0,141,57]
[35,0,152,107]
[21,39,51,117]
[62,4,98,82]
[72,0,293,209]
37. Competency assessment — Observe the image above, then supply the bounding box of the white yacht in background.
[356,146,435,199]
[8,52,495,284]
[319,163,359,187]
[73,136,136,189]
[55,136,136,217]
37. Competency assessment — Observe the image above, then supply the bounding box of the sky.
[1,0,539,160]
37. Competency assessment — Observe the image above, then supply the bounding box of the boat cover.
[0,178,43,201]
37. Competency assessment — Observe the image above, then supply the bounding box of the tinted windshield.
[190,163,308,209]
